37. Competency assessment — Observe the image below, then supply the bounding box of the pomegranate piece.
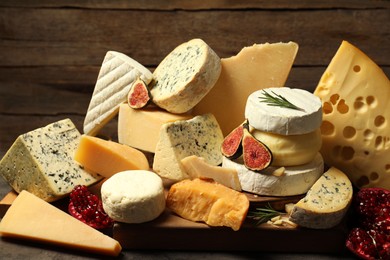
[346,187,390,259]
[68,185,114,229]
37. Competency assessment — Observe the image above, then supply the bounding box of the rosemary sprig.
[259,90,304,111]
[247,203,284,226]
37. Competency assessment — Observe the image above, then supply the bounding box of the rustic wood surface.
[0,1,388,258]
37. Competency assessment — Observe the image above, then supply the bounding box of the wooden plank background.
[0,0,389,158]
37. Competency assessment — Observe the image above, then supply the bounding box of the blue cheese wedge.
[222,153,324,196]
[84,51,153,136]
[289,167,353,229]
[150,38,221,114]
[153,114,224,181]
[0,119,102,202]
[245,87,322,135]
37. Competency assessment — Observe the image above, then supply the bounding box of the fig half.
[221,120,247,159]
[127,77,152,109]
[242,126,273,171]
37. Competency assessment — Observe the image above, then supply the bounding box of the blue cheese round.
[150,38,221,113]
[245,87,322,135]
[101,170,165,224]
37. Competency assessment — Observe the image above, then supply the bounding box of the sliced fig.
[221,120,247,159]
[242,126,273,171]
[127,78,151,109]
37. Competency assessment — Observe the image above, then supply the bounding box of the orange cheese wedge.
[74,135,149,178]
[0,190,122,256]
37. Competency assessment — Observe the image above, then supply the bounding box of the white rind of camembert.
[289,167,353,229]
[150,38,221,114]
[245,87,322,135]
[84,51,153,136]
[222,153,324,196]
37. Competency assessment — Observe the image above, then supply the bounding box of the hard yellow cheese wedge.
[181,155,242,191]
[314,41,390,189]
[74,135,149,178]
[0,190,122,256]
[193,42,298,135]
[118,103,192,153]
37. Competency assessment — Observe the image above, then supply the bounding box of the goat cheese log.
[150,38,221,114]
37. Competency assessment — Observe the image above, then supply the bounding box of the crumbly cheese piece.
[74,135,149,178]
[0,190,122,256]
[245,87,322,135]
[84,51,153,136]
[222,153,324,196]
[153,114,224,181]
[289,167,353,229]
[0,119,102,202]
[181,155,241,191]
[166,178,249,231]
[101,170,165,224]
[314,41,390,189]
[150,38,221,113]
[251,128,322,166]
[118,103,192,153]
[193,42,298,135]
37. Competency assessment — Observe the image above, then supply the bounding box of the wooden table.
[0,1,389,258]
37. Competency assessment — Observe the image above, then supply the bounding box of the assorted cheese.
[101,170,165,224]
[314,41,390,190]
[181,155,242,191]
[3,39,388,254]
[83,51,153,136]
[153,114,224,181]
[0,119,102,202]
[222,153,324,196]
[150,38,221,114]
[193,42,299,135]
[74,135,150,178]
[0,190,122,256]
[289,167,353,229]
[118,103,192,153]
[166,178,249,231]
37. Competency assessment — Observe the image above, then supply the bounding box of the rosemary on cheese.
[247,203,284,225]
[259,90,304,111]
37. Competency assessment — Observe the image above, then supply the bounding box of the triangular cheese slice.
[0,190,121,256]
[314,41,390,189]
[83,51,153,136]
[192,42,298,135]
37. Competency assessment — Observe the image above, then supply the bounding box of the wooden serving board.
[0,188,349,254]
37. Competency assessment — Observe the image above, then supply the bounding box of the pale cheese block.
[74,135,149,178]
[0,119,102,202]
[150,38,221,113]
[251,128,322,166]
[245,87,322,135]
[181,155,242,191]
[289,167,353,229]
[193,42,298,135]
[222,153,324,196]
[118,103,192,153]
[0,190,122,256]
[153,114,224,181]
[84,51,153,136]
[101,170,165,224]
[166,178,249,231]
[314,41,390,189]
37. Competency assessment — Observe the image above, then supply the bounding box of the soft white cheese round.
[245,87,322,135]
[101,170,165,223]
[222,153,324,196]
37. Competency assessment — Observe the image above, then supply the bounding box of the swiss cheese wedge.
[0,190,122,256]
[314,41,390,189]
